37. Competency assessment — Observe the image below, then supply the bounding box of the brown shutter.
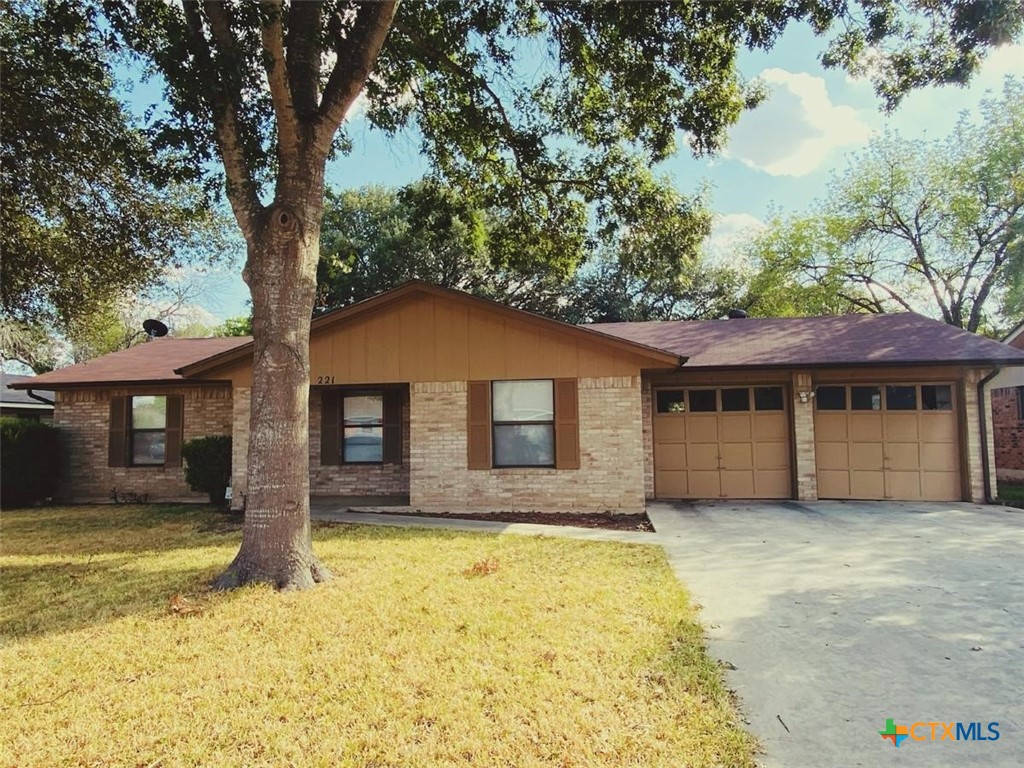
[383,388,403,464]
[108,396,128,467]
[554,378,580,470]
[164,395,184,467]
[320,390,341,465]
[467,381,492,469]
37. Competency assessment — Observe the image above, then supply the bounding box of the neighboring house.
[12,281,1024,507]
[988,321,1024,483]
[1,372,54,422]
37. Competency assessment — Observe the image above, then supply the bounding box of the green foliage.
[0,417,61,508]
[316,182,583,316]
[0,1,231,332]
[743,79,1024,333]
[218,316,253,337]
[315,178,726,322]
[181,436,232,504]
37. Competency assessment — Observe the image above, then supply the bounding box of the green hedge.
[0,417,61,507]
[181,435,232,504]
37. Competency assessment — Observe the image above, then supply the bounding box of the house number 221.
[316,375,335,384]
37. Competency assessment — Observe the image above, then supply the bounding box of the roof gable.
[179,281,682,382]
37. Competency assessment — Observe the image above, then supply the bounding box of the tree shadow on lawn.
[0,509,591,641]
[0,504,239,557]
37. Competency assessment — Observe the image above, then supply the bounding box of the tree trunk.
[213,195,331,591]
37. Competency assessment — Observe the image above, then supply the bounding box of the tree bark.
[213,189,331,591]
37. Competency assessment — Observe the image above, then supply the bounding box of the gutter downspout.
[27,389,55,406]
[977,367,1002,504]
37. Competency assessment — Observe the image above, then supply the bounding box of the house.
[12,281,1024,508]
[988,320,1024,483]
[1,372,54,422]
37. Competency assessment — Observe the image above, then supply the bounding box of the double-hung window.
[130,395,167,465]
[491,380,555,467]
[467,378,578,470]
[319,388,403,466]
[342,392,384,463]
[107,394,182,468]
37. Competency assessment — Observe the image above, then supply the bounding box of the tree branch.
[285,0,324,119]
[259,0,300,166]
[316,1,398,151]
[183,1,260,238]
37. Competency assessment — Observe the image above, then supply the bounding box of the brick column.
[792,373,818,501]
[230,387,251,511]
[963,370,995,503]
[641,378,655,500]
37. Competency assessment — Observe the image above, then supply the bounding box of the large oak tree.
[743,78,1024,335]
[82,0,1022,588]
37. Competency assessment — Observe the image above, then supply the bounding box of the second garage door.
[814,383,961,501]
[653,386,792,499]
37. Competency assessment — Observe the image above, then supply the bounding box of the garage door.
[814,383,961,501]
[653,386,792,499]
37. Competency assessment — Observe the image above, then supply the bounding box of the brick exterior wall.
[53,385,232,502]
[992,386,1024,481]
[308,388,410,497]
[229,387,411,510]
[963,369,996,503]
[792,373,818,501]
[409,377,646,512]
[641,379,655,500]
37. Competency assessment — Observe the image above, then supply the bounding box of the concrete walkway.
[313,499,1024,767]
[310,507,657,544]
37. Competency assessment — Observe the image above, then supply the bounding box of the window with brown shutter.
[471,378,580,470]
[108,396,128,467]
[321,387,404,465]
[467,381,492,469]
[320,391,341,465]
[554,379,580,469]
[116,395,184,467]
[164,395,184,467]
[383,388,403,463]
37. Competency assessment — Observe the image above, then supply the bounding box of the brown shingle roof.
[7,337,251,389]
[586,313,1024,369]
[1,372,54,405]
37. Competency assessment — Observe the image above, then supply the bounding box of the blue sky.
[151,25,1022,323]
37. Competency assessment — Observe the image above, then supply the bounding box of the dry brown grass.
[0,505,756,767]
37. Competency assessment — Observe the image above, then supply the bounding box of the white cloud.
[703,212,766,267]
[726,68,873,177]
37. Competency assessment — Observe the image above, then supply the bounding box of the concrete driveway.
[646,500,1024,768]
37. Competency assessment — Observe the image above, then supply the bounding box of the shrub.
[181,435,232,504]
[0,417,61,507]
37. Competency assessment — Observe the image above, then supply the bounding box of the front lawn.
[997,480,1024,508]
[0,506,755,767]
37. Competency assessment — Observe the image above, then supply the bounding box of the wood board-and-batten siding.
[204,293,669,387]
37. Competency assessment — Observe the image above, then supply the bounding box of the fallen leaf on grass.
[168,594,203,616]
[462,558,499,577]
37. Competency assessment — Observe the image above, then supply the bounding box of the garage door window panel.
[689,389,717,412]
[885,385,917,411]
[657,390,686,413]
[851,386,881,411]
[816,386,846,410]
[921,385,953,411]
[754,387,784,411]
[721,388,750,412]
